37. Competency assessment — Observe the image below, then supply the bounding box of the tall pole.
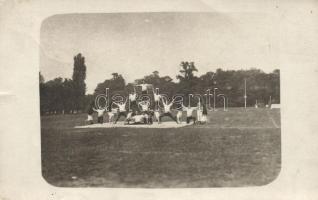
[217,94,227,111]
[106,88,109,111]
[188,94,193,107]
[223,96,226,111]
[227,97,229,111]
[244,78,247,109]
[155,88,159,111]
[213,88,218,111]
[205,89,212,110]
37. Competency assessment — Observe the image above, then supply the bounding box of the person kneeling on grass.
[93,107,106,124]
[138,100,153,124]
[113,99,128,124]
[147,110,154,124]
[200,103,208,124]
[138,100,150,112]
[196,100,203,124]
[126,110,133,124]
[86,103,94,125]
[159,98,177,123]
[153,110,160,124]
[182,104,196,124]
[107,108,118,123]
[125,110,135,125]
[176,107,183,124]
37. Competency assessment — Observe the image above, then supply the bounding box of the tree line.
[40,53,88,115]
[40,53,280,115]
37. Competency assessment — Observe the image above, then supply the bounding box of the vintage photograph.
[40,13,280,187]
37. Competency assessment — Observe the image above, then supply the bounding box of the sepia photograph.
[2,0,318,199]
[40,13,281,187]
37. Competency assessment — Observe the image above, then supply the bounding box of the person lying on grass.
[126,111,148,125]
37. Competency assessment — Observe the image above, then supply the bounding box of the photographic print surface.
[40,13,281,187]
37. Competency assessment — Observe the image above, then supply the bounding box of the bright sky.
[40,12,279,94]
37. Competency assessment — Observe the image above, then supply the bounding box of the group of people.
[86,84,208,125]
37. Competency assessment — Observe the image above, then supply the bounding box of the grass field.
[41,108,281,187]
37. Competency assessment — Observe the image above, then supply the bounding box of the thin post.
[214,88,218,111]
[205,89,212,110]
[244,78,247,109]
[188,94,193,107]
[227,98,229,111]
[106,88,109,111]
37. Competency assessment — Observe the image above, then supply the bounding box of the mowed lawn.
[41,108,281,187]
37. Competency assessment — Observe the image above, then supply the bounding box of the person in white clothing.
[153,111,160,123]
[201,103,208,124]
[113,99,128,124]
[153,93,161,102]
[138,100,154,124]
[93,107,106,124]
[182,104,196,124]
[87,114,93,124]
[137,81,152,94]
[128,87,140,117]
[86,102,95,125]
[129,87,137,102]
[107,108,117,123]
[196,99,203,124]
[130,114,145,124]
[126,110,147,124]
[138,100,150,112]
[176,109,183,124]
[159,98,177,123]
[152,88,161,111]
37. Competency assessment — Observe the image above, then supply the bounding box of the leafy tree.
[176,61,200,101]
[61,78,75,113]
[199,71,215,89]
[39,72,48,115]
[268,69,280,104]
[40,56,281,115]
[94,73,126,95]
[45,77,64,114]
[134,71,177,98]
[72,53,87,112]
[176,61,198,82]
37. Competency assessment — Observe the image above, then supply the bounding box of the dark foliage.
[72,53,87,111]
[40,59,280,115]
